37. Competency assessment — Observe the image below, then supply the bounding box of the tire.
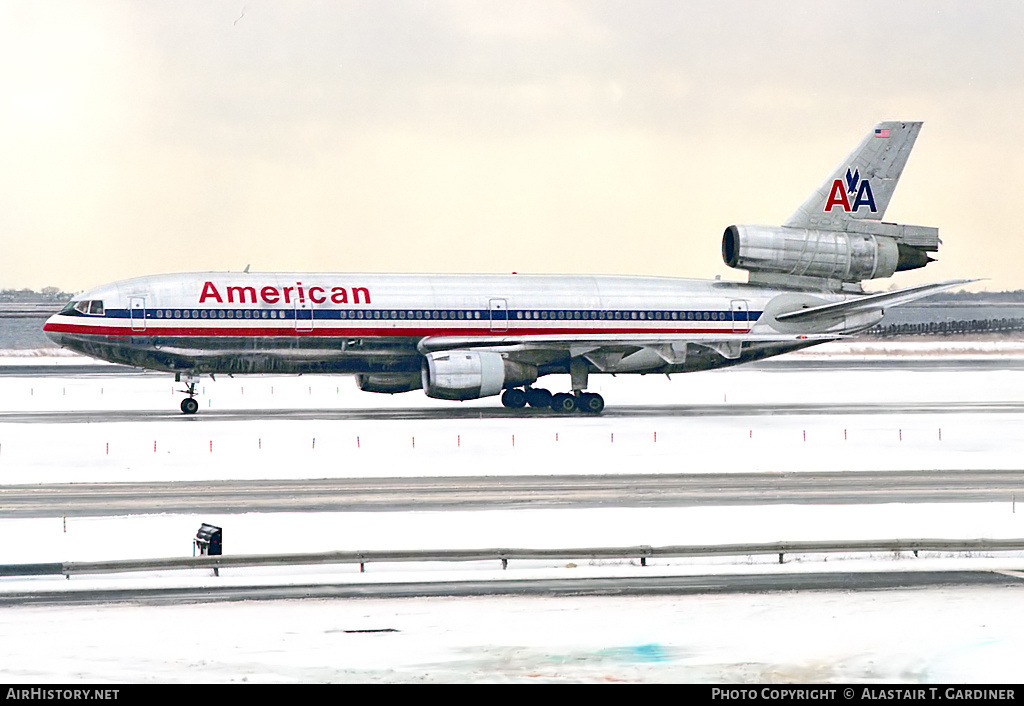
[551,393,577,413]
[180,398,199,414]
[580,393,605,414]
[501,388,527,408]
[526,388,553,408]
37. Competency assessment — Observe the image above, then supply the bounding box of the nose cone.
[43,314,65,347]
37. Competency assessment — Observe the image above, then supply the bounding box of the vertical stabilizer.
[784,121,922,231]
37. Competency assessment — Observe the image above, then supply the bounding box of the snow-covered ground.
[2,343,1024,682]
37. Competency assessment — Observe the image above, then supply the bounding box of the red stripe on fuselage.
[44,321,749,337]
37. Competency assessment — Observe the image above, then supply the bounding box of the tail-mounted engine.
[723,223,937,288]
[422,350,537,401]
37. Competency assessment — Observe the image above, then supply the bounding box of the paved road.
[3,470,1023,517]
[1,399,1023,424]
[4,569,1022,606]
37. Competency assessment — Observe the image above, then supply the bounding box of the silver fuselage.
[43,272,863,380]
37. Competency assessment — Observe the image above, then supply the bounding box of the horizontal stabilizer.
[774,280,976,323]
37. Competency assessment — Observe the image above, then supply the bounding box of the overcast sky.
[2,1,1022,291]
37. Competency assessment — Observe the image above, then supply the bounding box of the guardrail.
[3,538,1024,578]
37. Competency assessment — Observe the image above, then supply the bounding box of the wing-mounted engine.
[723,223,937,290]
[422,350,538,401]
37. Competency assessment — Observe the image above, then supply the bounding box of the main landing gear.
[177,373,200,415]
[502,358,606,414]
[501,387,605,415]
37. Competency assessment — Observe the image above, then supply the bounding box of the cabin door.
[295,300,313,332]
[129,297,146,332]
[489,298,508,332]
[731,299,749,332]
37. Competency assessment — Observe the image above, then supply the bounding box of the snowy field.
[2,341,1024,682]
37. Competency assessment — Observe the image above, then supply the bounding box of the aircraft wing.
[417,332,840,353]
[774,279,976,323]
[417,331,843,366]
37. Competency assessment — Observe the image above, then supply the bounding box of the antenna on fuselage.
[243,264,250,273]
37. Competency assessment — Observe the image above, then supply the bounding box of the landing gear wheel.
[180,397,199,415]
[525,388,552,408]
[579,392,605,414]
[551,392,577,413]
[501,388,527,408]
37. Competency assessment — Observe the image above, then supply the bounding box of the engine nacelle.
[422,350,537,401]
[356,373,422,394]
[722,225,932,283]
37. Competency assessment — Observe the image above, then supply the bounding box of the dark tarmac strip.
[3,470,1023,517]
[3,570,1022,607]
[2,400,1024,424]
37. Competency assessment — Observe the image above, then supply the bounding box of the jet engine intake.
[422,350,537,401]
[723,225,932,283]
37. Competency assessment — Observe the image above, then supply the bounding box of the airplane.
[44,121,968,415]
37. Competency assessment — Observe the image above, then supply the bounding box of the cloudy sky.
[2,1,1022,291]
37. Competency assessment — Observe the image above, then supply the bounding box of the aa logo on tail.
[824,168,876,213]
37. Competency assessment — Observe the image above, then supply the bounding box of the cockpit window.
[65,300,104,316]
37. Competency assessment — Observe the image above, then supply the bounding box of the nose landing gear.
[177,374,200,415]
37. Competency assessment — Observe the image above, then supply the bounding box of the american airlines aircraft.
[44,121,965,415]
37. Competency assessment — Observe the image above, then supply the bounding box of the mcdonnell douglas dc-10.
[45,122,967,415]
